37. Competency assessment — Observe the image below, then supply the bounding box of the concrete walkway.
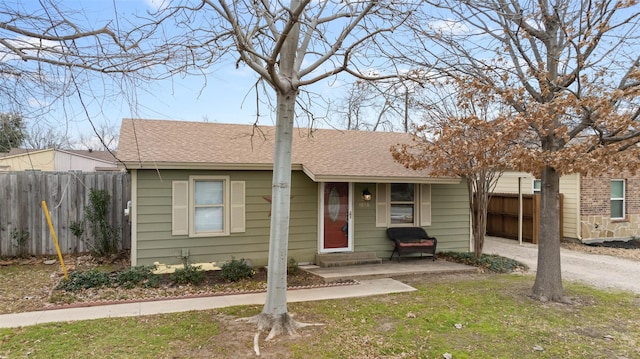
[305,258,476,282]
[484,236,640,294]
[0,278,417,329]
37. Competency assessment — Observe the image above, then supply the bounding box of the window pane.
[611,181,624,198]
[533,179,541,192]
[390,204,414,224]
[390,183,414,202]
[195,181,223,205]
[194,207,223,232]
[611,200,624,219]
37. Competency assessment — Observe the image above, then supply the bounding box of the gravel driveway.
[484,236,640,294]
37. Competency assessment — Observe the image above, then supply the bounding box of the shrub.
[287,257,299,275]
[86,189,120,257]
[439,252,528,273]
[56,269,111,291]
[116,265,160,289]
[220,258,255,282]
[170,264,206,286]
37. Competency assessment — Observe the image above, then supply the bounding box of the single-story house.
[0,148,118,172]
[117,119,472,267]
[495,172,640,242]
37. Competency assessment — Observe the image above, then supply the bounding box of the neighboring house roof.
[118,119,459,184]
[0,148,117,171]
[66,149,118,163]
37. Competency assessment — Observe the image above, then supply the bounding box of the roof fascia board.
[122,162,304,171]
[301,166,460,184]
[309,175,461,184]
[123,162,460,184]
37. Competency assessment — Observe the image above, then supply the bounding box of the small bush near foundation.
[439,252,528,273]
[56,269,111,291]
[287,257,299,275]
[116,265,160,289]
[170,264,205,286]
[221,258,255,282]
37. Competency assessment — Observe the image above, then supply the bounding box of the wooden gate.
[485,193,563,244]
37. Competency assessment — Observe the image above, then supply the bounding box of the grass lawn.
[1,274,638,358]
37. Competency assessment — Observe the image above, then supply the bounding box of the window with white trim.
[376,183,431,227]
[532,179,541,193]
[610,179,625,220]
[172,176,245,237]
[390,183,415,225]
[192,177,227,235]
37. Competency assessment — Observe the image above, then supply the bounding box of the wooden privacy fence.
[0,171,130,257]
[485,193,563,244]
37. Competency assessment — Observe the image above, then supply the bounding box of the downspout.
[576,174,583,242]
[130,169,138,266]
[469,204,473,252]
[518,176,523,246]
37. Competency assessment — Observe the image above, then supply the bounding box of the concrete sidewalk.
[0,278,416,329]
[484,236,640,294]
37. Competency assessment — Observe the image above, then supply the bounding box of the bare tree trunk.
[468,176,489,257]
[473,195,488,257]
[254,90,299,339]
[532,165,565,301]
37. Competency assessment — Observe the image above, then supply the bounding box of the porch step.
[315,252,382,268]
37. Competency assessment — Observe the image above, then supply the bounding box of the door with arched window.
[320,182,352,252]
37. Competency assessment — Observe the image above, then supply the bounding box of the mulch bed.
[43,266,357,310]
[585,238,640,249]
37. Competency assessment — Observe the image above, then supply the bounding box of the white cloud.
[428,19,472,36]
[144,0,168,12]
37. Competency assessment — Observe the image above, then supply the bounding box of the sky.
[9,0,637,150]
[64,1,287,144]
[8,0,349,148]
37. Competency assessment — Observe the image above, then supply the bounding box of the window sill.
[189,232,230,238]
[610,219,628,223]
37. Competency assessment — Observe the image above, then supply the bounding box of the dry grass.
[0,255,328,315]
[1,274,639,358]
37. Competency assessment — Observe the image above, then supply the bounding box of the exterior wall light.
[362,188,372,201]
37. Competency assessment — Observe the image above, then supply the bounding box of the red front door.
[323,182,350,250]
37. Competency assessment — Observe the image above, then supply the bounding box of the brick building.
[495,172,640,242]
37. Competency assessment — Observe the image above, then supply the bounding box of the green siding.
[134,171,470,266]
[135,170,318,266]
[352,182,470,258]
[430,182,471,251]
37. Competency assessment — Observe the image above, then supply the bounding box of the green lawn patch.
[1,274,637,358]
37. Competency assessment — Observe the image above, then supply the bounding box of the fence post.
[533,194,540,244]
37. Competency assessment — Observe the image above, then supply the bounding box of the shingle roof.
[117,119,457,183]
[65,150,117,163]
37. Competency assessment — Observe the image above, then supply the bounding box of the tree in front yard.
[1,0,423,340]
[405,0,640,301]
[392,77,523,257]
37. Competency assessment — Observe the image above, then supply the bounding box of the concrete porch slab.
[303,258,477,282]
